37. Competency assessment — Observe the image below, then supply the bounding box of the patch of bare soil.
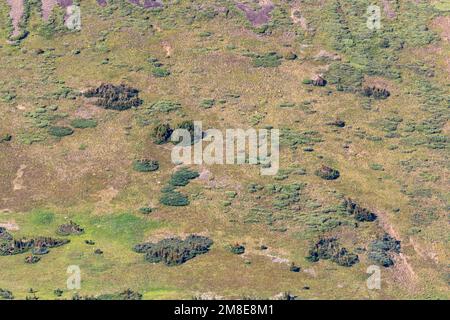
[290,5,311,32]
[314,50,341,61]
[161,41,173,58]
[13,164,27,191]
[0,220,19,231]
[235,0,274,26]
[7,0,25,37]
[42,0,58,21]
[432,16,450,42]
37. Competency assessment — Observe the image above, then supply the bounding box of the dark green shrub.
[315,166,340,180]
[84,84,142,111]
[138,207,153,215]
[160,191,189,206]
[133,159,159,172]
[169,168,199,187]
[331,248,359,267]
[70,118,97,128]
[152,67,171,78]
[0,134,12,142]
[307,237,358,267]
[368,234,401,267]
[342,198,377,222]
[48,126,74,137]
[290,263,300,272]
[152,123,173,144]
[134,235,213,266]
[228,243,245,255]
[362,86,390,99]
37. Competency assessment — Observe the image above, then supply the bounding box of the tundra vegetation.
[0,0,448,300]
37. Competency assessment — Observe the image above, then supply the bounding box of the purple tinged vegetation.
[235,1,274,26]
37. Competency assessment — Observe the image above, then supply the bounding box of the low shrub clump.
[342,198,377,222]
[368,234,401,267]
[252,52,282,68]
[315,166,340,180]
[48,126,74,137]
[168,168,200,186]
[134,235,213,266]
[228,243,245,255]
[0,235,69,257]
[307,237,359,267]
[57,221,84,236]
[152,123,173,144]
[133,159,159,172]
[159,190,189,206]
[84,84,142,111]
[70,118,98,129]
[362,86,390,99]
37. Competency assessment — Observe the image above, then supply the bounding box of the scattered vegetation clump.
[290,263,300,272]
[0,288,14,300]
[325,63,364,92]
[307,237,359,267]
[315,166,340,180]
[148,57,170,78]
[138,207,153,215]
[152,123,173,144]
[134,235,213,266]
[57,221,84,236]
[48,126,74,137]
[252,52,282,68]
[133,159,159,172]
[0,227,13,241]
[0,236,69,256]
[148,100,181,113]
[160,190,189,206]
[117,289,143,300]
[362,86,390,100]
[280,129,323,150]
[25,255,41,264]
[0,133,12,143]
[342,199,377,222]
[152,67,171,78]
[326,119,346,128]
[84,84,142,111]
[168,168,200,187]
[70,118,97,129]
[228,243,245,255]
[200,99,215,109]
[368,234,401,267]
